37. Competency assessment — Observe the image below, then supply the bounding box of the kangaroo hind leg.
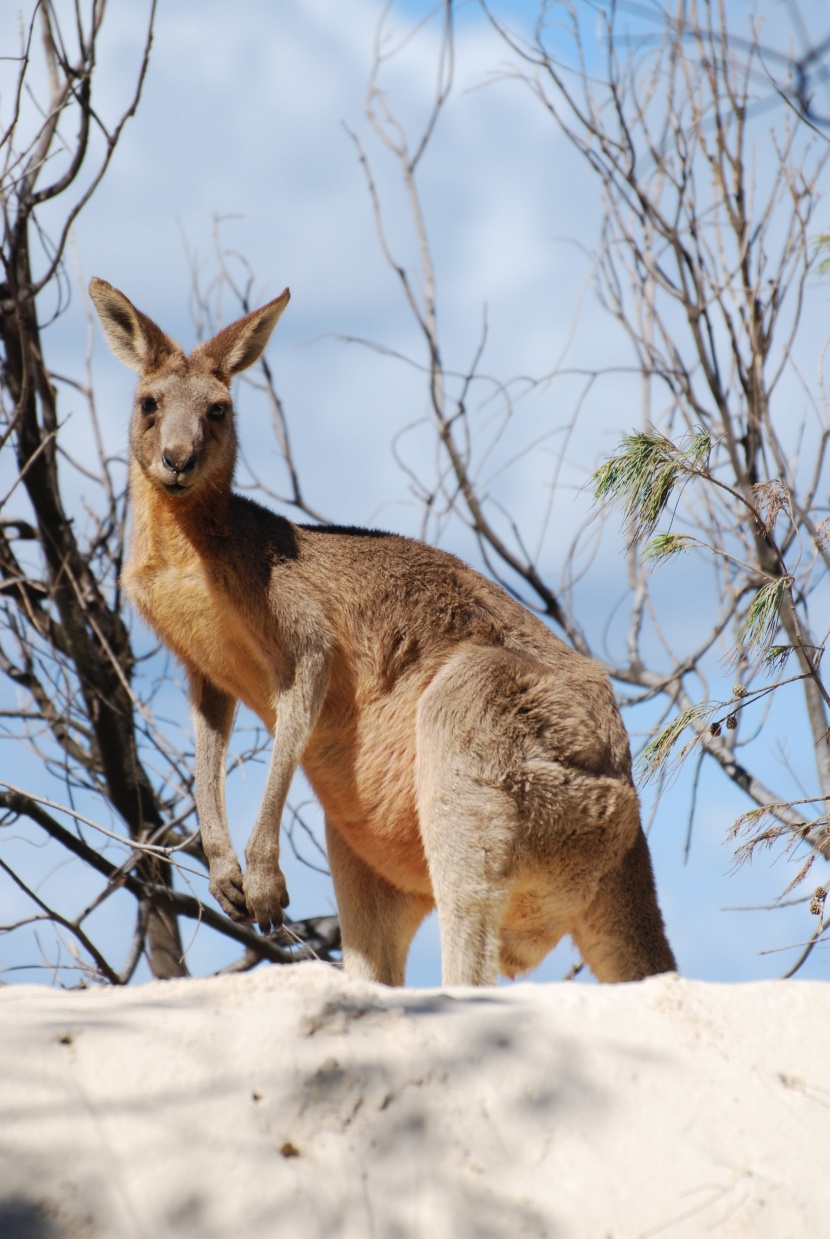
[415,652,521,987]
[326,819,432,987]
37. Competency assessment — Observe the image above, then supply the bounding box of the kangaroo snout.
[161,448,197,475]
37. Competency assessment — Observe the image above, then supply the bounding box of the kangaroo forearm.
[244,661,330,863]
[190,676,235,861]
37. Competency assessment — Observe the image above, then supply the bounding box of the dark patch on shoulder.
[224,496,299,588]
[297,522,396,540]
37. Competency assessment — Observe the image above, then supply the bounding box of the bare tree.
[347,0,830,972]
[0,2,338,984]
[4,0,830,986]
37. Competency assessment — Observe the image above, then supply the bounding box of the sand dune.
[2,964,828,1237]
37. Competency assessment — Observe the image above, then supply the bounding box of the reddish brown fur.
[90,277,676,986]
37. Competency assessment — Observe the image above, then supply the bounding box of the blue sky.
[2,0,830,986]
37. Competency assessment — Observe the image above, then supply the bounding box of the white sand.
[1,965,828,1238]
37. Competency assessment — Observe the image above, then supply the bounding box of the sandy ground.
[1,964,828,1238]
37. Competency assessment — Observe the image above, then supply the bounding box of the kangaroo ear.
[194,289,290,378]
[89,278,181,374]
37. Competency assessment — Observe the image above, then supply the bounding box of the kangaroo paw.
[208,854,249,922]
[243,866,290,934]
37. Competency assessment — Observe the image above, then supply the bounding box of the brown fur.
[89,277,676,986]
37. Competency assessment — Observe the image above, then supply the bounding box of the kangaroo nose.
[161,449,197,474]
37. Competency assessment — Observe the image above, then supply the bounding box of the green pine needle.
[763,644,793,677]
[738,577,790,654]
[638,702,713,783]
[643,532,692,564]
[592,429,711,544]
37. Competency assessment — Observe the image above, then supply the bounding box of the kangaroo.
[89,277,676,986]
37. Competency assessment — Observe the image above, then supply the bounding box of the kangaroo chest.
[124,548,277,726]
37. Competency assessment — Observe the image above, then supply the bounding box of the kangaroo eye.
[139,396,157,414]
[208,402,227,421]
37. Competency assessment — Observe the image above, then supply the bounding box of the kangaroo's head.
[89,278,289,500]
